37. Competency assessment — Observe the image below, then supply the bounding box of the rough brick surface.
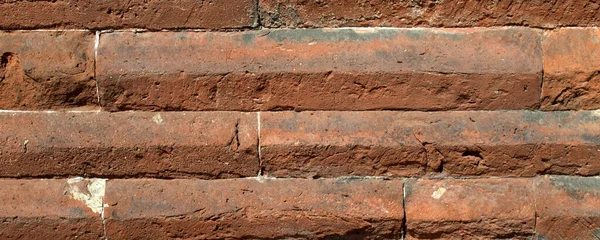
[104,178,403,239]
[0,179,103,240]
[260,0,600,28]
[405,178,535,239]
[535,176,600,239]
[0,112,258,178]
[0,0,256,30]
[260,111,600,178]
[0,31,96,109]
[542,28,600,110]
[97,28,541,111]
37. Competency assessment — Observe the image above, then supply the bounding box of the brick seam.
[257,112,263,176]
[94,30,101,106]
[532,177,538,238]
[539,29,546,110]
[402,180,407,240]
[0,175,589,181]
[252,0,261,28]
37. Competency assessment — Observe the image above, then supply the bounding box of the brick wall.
[1,1,600,239]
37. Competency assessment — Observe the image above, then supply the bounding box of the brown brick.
[405,178,535,239]
[104,178,403,239]
[260,0,600,28]
[535,176,600,239]
[0,31,96,109]
[97,28,542,111]
[542,28,600,110]
[0,178,104,240]
[260,111,600,178]
[0,111,258,178]
[0,0,256,30]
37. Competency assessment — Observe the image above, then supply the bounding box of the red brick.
[260,111,600,178]
[0,31,96,109]
[535,176,600,239]
[405,178,535,239]
[0,0,256,30]
[260,0,600,28]
[97,28,542,111]
[0,111,258,178]
[0,179,104,240]
[104,178,403,239]
[542,28,600,110]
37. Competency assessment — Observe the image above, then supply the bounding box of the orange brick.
[260,111,600,178]
[0,31,96,109]
[104,178,404,239]
[542,28,600,110]
[0,179,104,240]
[0,0,256,30]
[0,111,258,178]
[260,0,600,28]
[535,176,600,239]
[97,28,541,111]
[405,178,535,239]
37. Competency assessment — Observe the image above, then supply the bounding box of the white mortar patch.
[431,187,446,199]
[152,114,164,124]
[66,177,106,215]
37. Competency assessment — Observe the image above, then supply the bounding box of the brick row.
[260,0,600,28]
[0,111,258,178]
[0,1,599,30]
[2,176,598,239]
[3,29,600,112]
[0,0,256,30]
[260,111,600,178]
[96,28,542,111]
[2,110,600,178]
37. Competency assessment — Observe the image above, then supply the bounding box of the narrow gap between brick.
[94,30,101,106]
[539,29,545,110]
[532,178,538,238]
[101,211,108,240]
[402,181,408,240]
[253,0,262,28]
[257,112,263,176]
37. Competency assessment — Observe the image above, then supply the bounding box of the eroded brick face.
[0,0,257,30]
[0,31,96,109]
[96,28,542,111]
[3,1,600,239]
[259,0,600,28]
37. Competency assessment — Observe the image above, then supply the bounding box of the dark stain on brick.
[405,29,466,41]
[536,233,549,240]
[241,31,256,44]
[403,179,415,198]
[265,29,399,43]
[582,134,600,144]
[549,176,600,200]
[335,176,366,185]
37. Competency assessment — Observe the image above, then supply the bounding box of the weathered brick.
[97,28,542,111]
[0,31,96,109]
[104,178,403,239]
[260,111,600,178]
[0,112,258,178]
[405,178,535,239]
[535,176,600,239]
[542,28,600,110]
[260,0,600,28]
[0,0,256,30]
[0,178,104,240]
